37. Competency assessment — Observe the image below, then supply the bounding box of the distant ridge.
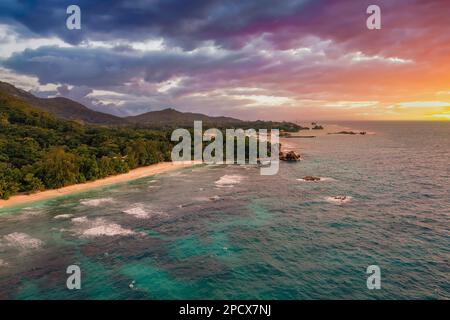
[0,81,123,125]
[0,81,240,127]
[0,81,301,131]
[125,108,242,127]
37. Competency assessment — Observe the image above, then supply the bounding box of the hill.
[0,81,123,125]
[125,108,242,127]
[0,91,172,199]
[0,82,302,131]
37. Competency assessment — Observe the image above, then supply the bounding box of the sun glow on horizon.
[0,2,449,121]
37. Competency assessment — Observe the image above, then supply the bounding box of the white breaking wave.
[123,205,150,219]
[0,259,7,267]
[71,216,89,223]
[215,175,245,187]
[123,204,166,219]
[82,223,135,237]
[124,206,149,218]
[54,214,74,219]
[80,197,115,207]
[3,232,43,249]
[71,216,136,237]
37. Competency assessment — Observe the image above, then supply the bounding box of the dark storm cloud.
[3,45,267,86]
[1,0,449,120]
[0,0,311,48]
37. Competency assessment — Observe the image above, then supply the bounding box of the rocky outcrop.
[312,124,324,130]
[303,176,321,181]
[279,151,301,161]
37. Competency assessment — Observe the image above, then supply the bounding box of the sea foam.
[54,214,74,219]
[215,175,244,187]
[71,216,89,223]
[82,223,135,237]
[3,232,43,249]
[80,197,115,207]
[72,217,136,238]
[123,204,166,219]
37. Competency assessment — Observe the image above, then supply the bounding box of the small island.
[280,132,316,138]
[328,131,366,135]
[311,122,324,130]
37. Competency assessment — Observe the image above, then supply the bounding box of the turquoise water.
[0,122,448,299]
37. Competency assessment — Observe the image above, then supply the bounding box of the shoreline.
[0,161,198,210]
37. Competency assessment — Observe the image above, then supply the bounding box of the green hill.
[0,82,301,199]
[0,81,302,131]
[0,91,172,199]
[0,81,124,125]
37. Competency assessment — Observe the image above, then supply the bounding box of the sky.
[0,0,449,121]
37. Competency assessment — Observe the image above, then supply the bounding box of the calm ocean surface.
[0,122,448,299]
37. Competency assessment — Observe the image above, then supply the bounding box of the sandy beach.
[0,161,198,210]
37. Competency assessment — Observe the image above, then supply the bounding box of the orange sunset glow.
[0,0,449,121]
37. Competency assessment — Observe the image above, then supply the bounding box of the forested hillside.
[0,82,303,131]
[0,82,296,200]
[0,92,172,199]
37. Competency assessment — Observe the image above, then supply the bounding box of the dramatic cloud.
[0,0,449,120]
[3,45,268,86]
[0,0,311,48]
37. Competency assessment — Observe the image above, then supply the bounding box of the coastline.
[0,161,198,210]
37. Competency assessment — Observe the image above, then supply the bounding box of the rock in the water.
[303,176,321,181]
[279,151,301,161]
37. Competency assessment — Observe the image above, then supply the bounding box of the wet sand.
[0,161,197,209]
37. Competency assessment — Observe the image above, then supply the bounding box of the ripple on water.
[193,195,222,202]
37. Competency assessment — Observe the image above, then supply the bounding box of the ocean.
[0,121,448,299]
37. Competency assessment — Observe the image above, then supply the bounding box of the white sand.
[0,161,197,210]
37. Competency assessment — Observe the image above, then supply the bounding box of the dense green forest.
[0,91,290,199]
[0,93,172,199]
